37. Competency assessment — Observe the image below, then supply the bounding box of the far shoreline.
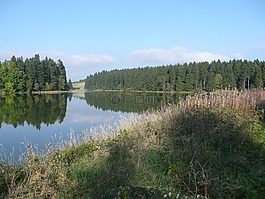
[0,89,193,96]
[0,89,89,95]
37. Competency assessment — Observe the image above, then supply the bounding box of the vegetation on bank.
[0,54,69,93]
[1,90,265,198]
[85,59,265,92]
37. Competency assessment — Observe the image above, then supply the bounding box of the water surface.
[0,91,184,160]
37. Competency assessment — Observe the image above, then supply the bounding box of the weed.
[1,89,265,198]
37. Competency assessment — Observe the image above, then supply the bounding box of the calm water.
[0,91,184,160]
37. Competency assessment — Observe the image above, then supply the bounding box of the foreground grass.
[1,90,265,198]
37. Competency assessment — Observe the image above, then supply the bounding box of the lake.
[0,91,185,161]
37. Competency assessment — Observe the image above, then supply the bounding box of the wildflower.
[32,172,42,181]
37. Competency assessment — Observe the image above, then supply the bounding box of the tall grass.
[1,89,265,198]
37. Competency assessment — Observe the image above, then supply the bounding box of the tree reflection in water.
[0,94,67,130]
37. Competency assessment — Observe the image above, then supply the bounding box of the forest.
[85,59,265,92]
[0,54,68,92]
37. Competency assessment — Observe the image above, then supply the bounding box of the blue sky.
[1,0,265,81]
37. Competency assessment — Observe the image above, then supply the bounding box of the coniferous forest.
[0,54,68,92]
[85,59,265,92]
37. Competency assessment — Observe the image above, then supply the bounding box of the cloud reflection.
[65,97,121,125]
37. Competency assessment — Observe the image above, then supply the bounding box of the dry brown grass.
[72,82,85,90]
[1,89,265,198]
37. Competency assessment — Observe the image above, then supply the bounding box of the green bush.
[161,107,265,198]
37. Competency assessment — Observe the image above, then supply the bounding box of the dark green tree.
[253,66,262,89]
[184,68,194,91]
[0,54,69,92]
[214,74,223,90]
[205,72,215,92]
[68,79,73,89]
[57,59,68,90]
[84,59,265,92]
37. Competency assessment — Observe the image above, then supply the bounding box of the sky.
[1,0,265,81]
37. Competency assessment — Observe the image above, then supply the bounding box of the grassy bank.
[1,90,265,198]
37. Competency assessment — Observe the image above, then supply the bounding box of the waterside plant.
[1,90,265,198]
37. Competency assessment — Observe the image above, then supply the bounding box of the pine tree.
[253,66,262,88]
[184,68,194,91]
[57,59,67,90]
[175,67,185,92]
[214,74,223,90]
[84,60,265,92]
[205,72,215,92]
[198,62,209,90]
[68,79,73,89]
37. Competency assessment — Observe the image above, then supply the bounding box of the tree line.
[0,54,68,92]
[85,59,265,92]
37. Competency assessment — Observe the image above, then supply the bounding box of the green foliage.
[54,141,97,165]
[0,55,68,93]
[214,73,223,89]
[85,59,265,92]
[162,107,265,198]
[0,166,8,198]
[68,79,73,89]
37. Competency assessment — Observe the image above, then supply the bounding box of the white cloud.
[67,54,114,65]
[232,53,243,59]
[37,52,114,66]
[131,47,231,64]
[0,50,114,65]
[0,50,33,61]
[62,54,114,80]
[0,51,115,80]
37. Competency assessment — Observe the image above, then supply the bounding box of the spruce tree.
[57,59,67,90]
